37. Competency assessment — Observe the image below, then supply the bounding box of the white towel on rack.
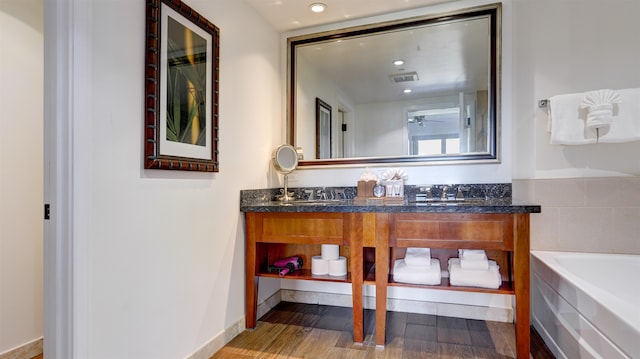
[404,247,432,267]
[596,88,640,143]
[547,93,597,145]
[448,258,501,289]
[393,259,441,285]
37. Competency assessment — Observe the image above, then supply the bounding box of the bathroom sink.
[277,199,345,206]
[409,198,486,205]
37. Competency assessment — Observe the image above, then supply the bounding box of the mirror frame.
[287,4,501,167]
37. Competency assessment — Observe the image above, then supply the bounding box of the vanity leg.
[351,265,363,343]
[246,276,258,329]
[245,213,259,329]
[348,213,364,343]
[514,214,530,358]
[375,213,389,346]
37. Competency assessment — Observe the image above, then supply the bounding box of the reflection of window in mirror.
[408,106,460,155]
[406,91,486,156]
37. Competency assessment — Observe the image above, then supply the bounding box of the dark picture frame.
[315,98,332,159]
[144,0,220,171]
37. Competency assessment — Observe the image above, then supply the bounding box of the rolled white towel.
[393,259,441,285]
[404,247,432,267]
[458,249,487,260]
[448,258,501,289]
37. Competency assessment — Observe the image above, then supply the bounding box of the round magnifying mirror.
[272,144,298,174]
[272,145,298,201]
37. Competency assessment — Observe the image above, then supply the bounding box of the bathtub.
[531,251,640,359]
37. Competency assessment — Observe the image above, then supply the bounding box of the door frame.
[43,0,92,357]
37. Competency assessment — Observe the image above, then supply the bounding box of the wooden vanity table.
[244,211,366,342]
[241,191,540,359]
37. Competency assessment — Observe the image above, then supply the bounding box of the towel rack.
[538,99,548,108]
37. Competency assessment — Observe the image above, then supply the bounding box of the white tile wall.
[514,178,640,254]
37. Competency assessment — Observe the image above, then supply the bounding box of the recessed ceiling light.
[309,3,327,13]
[404,89,412,94]
[393,60,405,66]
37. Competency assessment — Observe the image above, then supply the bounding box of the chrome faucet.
[456,186,470,200]
[304,189,315,200]
[316,189,328,200]
[441,185,457,200]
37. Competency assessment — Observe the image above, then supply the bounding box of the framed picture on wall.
[315,98,332,159]
[144,0,220,171]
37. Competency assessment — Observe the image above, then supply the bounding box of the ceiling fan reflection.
[408,115,444,126]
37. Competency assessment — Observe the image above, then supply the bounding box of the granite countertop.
[240,185,541,214]
[240,198,540,214]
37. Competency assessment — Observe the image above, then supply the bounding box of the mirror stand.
[272,144,299,202]
[275,174,295,202]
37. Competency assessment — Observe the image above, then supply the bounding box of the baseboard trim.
[185,291,282,359]
[280,289,513,322]
[0,337,43,359]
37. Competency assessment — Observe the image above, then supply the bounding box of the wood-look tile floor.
[212,302,555,359]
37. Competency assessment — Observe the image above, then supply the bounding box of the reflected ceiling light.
[404,89,412,93]
[393,60,405,66]
[309,3,327,13]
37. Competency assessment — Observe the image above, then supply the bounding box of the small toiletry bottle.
[373,183,385,197]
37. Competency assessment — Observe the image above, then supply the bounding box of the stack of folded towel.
[393,247,441,285]
[448,249,501,289]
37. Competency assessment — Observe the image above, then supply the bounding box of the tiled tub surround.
[531,251,640,359]
[513,177,640,254]
[241,186,540,359]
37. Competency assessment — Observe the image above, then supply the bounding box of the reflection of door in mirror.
[337,100,355,159]
[315,98,332,159]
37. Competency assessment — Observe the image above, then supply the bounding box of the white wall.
[8,0,639,356]
[296,53,355,160]
[88,1,280,357]
[511,0,640,179]
[0,0,44,355]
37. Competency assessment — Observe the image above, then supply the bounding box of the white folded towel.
[547,93,597,145]
[596,88,640,143]
[460,258,490,270]
[580,89,622,130]
[393,259,441,285]
[448,258,501,289]
[458,249,489,270]
[404,247,432,267]
[458,249,487,260]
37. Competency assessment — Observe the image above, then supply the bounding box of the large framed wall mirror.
[288,4,501,167]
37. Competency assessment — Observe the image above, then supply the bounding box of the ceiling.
[245,0,458,32]
[244,0,491,115]
[295,16,490,104]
